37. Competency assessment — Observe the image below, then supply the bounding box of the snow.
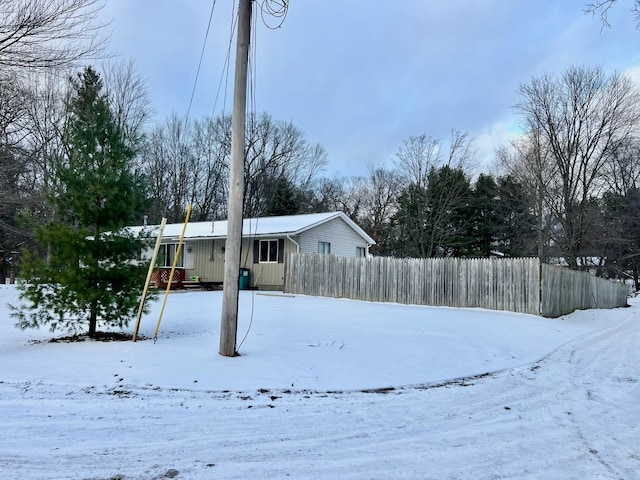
[131,211,350,240]
[1,284,639,479]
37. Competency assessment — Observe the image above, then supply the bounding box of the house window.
[356,247,366,258]
[318,241,331,254]
[253,239,284,264]
[157,243,183,267]
[259,239,279,263]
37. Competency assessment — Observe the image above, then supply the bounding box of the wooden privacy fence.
[283,254,629,317]
[541,263,629,317]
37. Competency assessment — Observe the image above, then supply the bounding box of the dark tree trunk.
[88,301,97,338]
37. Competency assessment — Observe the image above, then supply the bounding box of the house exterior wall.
[249,236,299,289]
[156,216,371,290]
[182,239,225,282]
[178,237,298,289]
[299,217,369,257]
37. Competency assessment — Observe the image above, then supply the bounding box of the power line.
[186,0,218,119]
[257,0,289,29]
[248,3,258,124]
[247,1,289,121]
[211,0,239,117]
[210,1,289,119]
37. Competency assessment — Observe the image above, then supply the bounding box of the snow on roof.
[131,211,375,244]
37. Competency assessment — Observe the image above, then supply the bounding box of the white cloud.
[624,64,640,84]
[472,119,522,172]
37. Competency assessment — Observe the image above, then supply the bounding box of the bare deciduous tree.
[395,130,476,189]
[358,165,401,255]
[395,134,440,189]
[0,70,66,280]
[101,59,152,149]
[191,115,231,221]
[307,176,363,218]
[496,129,556,261]
[601,139,640,195]
[447,129,478,172]
[516,65,640,266]
[0,73,30,147]
[243,113,327,217]
[140,114,195,223]
[139,112,326,222]
[0,0,107,70]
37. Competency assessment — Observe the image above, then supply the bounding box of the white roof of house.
[131,211,375,245]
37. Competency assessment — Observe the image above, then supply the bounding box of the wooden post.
[133,217,167,342]
[154,204,192,343]
[220,0,252,357]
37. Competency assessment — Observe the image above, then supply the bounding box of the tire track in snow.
[548,314,640,480]
[1,313,639,479]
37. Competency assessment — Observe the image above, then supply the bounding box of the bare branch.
[100,59,152,148]
[585,0,640,29]
[586,0,617,28]
[394,134,440,188]
[0,0,109,70]
[447,129,478,171]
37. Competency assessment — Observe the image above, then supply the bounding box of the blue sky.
[99,0,640,177]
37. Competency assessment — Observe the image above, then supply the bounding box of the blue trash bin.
[239,268,250,290]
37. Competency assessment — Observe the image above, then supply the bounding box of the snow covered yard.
[1,284,639,479]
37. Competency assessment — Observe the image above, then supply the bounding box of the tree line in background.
[3,63,640,290]
[2,1,640,296]
[138,63,640,291]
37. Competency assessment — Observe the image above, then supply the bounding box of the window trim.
[318,241,331,254]
[157,243,184,268]
[259,239,279,263]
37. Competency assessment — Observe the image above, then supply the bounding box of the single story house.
[136,211,375,290]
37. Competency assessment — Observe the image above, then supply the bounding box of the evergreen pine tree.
[495,175,538,257]
[392,166,472,258]
[265,177,301,216]
[466,174,500,257]
[11,67,151,337]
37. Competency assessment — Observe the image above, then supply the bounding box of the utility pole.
[220,0,252,357]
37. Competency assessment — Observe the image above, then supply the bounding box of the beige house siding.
[176,237,298,289]
[247,236,299,288]
[182,239,225,281]
[155,215,371,290]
